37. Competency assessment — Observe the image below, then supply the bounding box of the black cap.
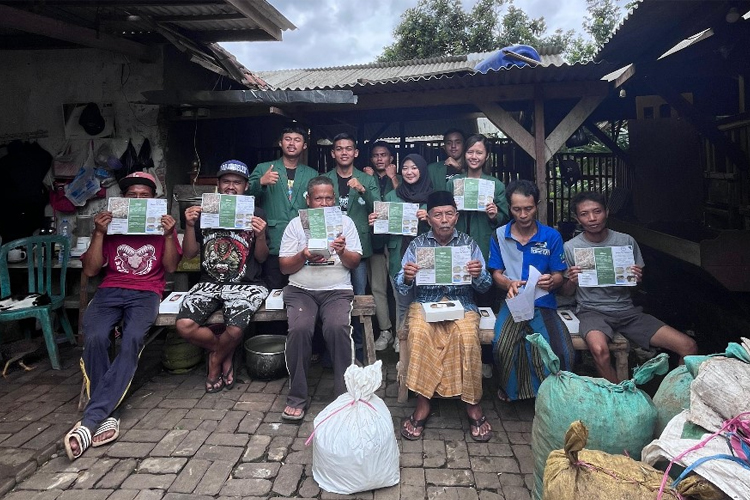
[426,190,457,211]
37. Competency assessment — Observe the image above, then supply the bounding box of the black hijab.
[395,153,433,204]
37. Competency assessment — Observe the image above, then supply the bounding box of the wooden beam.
[614,63,636,89]
[651,80,750,171]
[368,122,392,143]
[583,119,630,163]
[475,101,536,160]
[544,95,605,162]
[352,80,609,112]
[534,88,548,225]
[0,4,155,61]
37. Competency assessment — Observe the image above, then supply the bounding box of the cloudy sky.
[222,0,625,72]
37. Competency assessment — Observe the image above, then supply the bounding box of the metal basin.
[244,335,287,380]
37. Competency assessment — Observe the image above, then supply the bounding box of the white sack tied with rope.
[310,360,399,494]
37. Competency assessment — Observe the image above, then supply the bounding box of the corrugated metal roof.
[263,60,617,95]
[596,0,749,63]
[259,48,566,91]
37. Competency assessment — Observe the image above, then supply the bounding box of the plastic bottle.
[58,218,72,258]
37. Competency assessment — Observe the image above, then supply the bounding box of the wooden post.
[534,88,548,225]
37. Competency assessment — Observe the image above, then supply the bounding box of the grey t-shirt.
[563,229,644,312]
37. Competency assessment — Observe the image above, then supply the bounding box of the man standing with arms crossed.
[248,124,318,291]
[324,133,380,360]
[363,141,398,351]
[428,129,466,192]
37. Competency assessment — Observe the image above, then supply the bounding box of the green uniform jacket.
[427,161,464,193]
[324,168,379,259]
[383,190,429,277]
[248,160,319,255]
[371,173,401,252]
[446,173,509,261]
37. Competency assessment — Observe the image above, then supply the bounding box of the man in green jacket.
[324,133,379,360]
[248,125,318,290]
[363,141,399,351]
[428,128,466,192]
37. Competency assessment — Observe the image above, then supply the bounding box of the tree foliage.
[378,0,623,64]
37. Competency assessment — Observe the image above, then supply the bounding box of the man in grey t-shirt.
[561,191,697,382]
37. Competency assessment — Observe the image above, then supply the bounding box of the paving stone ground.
[0,336,535,500]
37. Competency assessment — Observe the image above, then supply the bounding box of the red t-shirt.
[84,233,182,296]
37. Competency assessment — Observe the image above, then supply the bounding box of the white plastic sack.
[688,356,750,433]
[311,360,399,494]
[642,411,750,500]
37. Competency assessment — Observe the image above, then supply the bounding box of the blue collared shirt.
[395,229,492,313]
[488,220,566,309]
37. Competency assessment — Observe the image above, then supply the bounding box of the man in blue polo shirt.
[488,180,574,401]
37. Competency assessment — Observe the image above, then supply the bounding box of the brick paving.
[0,337,535,500]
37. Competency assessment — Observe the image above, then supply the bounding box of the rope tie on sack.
[304,399,377,446]
[657,411,750,500]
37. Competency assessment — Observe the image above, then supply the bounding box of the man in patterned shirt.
[395,190,493,442]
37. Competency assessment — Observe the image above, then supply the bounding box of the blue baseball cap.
[217,160,249,180]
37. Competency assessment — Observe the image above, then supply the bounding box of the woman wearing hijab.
[369,153,433,334]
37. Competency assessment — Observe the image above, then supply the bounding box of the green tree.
[566,0,622,63]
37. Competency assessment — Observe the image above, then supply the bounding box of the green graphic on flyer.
[127,199,147,232]
[434,247,453,284]
[218,195,237,228]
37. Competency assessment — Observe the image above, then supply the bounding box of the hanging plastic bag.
[310,361,399,494]
[64,144,101,206]
[53,141,85,178]
[116,139,138,180]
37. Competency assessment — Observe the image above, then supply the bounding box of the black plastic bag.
[116,139,138,180]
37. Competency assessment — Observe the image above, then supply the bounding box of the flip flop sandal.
[92,417,120,447]
[281,397,310,423]
[64,422,92,461]
[497,388,511,403]
[205,374,224,393]
[400,414,427,441]
[223,361,235,391]
[281,406,306,422]
[469,415,493,442]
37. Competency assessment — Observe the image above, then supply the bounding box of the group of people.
[64,126,698,459]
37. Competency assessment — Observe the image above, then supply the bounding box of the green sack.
[652,365,694,438]
[528,333,668,500]
[162,330,202,373]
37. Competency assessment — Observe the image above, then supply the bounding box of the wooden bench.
[78,295,376,411]
[396,323,630,403]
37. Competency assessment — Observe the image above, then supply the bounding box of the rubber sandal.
[92,417,120,447]
[64,422,92,461]
[400,414,427,441]
[281,406,306,422]
[205,352,224,393]
[497,388,511,403]
[223,361,235,391]
[469,415,493,442]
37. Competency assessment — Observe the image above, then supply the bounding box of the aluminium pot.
[244,335,288,380]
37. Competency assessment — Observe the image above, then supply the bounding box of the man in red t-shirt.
[65,172,182,461]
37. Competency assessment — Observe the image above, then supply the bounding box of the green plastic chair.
[0,235,77,370]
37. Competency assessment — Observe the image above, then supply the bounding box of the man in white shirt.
[278,176,362,421]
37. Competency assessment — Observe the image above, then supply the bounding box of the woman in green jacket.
[368,153,432,331]
[446,134,509,308]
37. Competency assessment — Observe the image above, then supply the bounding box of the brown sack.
[543,421,726,500]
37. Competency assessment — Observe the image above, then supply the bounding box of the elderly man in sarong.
[394,190,493,442]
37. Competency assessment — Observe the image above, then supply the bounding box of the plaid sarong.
[405,303,482,404]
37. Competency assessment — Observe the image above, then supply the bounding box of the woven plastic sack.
[653,364,694,437]
[528,333,668,500]
[311,360,399,494]
[544,421,724,500]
